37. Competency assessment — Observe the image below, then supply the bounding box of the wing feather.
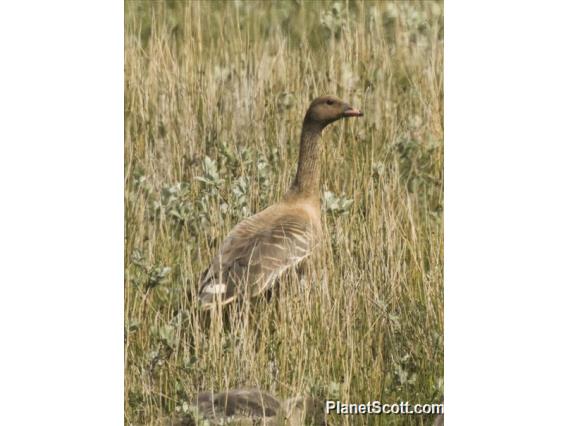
[199,205,317,308]
[196,388,281,420]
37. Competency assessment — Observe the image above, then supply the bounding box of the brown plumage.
[199,95,363,308]
[166,388,326,426]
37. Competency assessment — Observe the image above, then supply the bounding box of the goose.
[198,95,363,309]
[167,387,326,425]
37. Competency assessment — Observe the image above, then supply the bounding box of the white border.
[447,1,568,424]
[0,2,123,425]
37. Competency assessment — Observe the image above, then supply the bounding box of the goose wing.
[198,207,315,308]
[196,388,281,421]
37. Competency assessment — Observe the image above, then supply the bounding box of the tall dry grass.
[125,1,443,425]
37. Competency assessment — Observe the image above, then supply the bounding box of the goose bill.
[343,107,363,117]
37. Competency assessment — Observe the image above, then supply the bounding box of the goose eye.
[326,99,334,105]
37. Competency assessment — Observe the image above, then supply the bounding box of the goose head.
[304,95,363,128]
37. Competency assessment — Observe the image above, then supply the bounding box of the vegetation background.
[125,1,443,424]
